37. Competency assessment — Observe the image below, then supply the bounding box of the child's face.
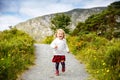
[57,31,64,40]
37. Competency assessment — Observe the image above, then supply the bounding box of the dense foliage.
[42,35,54,44]
[51,13,71,33]
[67,33,120,80]
[0,28,35,80]
[70,1,120,80]
[72,1,120,40]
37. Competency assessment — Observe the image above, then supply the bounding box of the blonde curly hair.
[55,29,65,38]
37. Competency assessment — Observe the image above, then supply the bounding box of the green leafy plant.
[42,35,54,44]
[0,28,35,80]
[51,13,71,34]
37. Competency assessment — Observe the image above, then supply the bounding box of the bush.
[104,40,120,80]
[0,28,35,80]
[67,32,120,80]
[42,35,54,44]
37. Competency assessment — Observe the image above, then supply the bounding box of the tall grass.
[0,28,35,80]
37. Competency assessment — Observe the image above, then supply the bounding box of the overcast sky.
[0,0,118,31]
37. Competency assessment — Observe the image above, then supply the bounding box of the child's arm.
[50,39,57,49]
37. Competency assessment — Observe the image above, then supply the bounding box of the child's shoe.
[62,67,65,72]
[55,70,59,76]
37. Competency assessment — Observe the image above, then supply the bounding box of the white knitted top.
[50,38,69,55]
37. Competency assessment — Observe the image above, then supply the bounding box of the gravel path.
[18,44,89,80]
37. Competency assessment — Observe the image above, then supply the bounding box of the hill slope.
[15,7,106,42]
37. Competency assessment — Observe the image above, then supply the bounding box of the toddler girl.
[50,29,69,76]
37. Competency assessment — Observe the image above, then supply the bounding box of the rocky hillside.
[15,7,106,42]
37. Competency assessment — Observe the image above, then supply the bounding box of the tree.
[108,1,120,9]
[51,13,71,34]
[72,22,85,36]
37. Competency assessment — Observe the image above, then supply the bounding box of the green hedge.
[0,28,35,80]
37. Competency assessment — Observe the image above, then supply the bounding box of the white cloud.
[46,3,73,12]
[0,0,118,31]
[58,0,83,4]
[19,0,118,18]
[0,15,23,31]
[19,0,74,18]
[82,0,118,8]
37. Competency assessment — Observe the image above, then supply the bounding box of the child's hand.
[67,51,70,54]
[54,46,58,49]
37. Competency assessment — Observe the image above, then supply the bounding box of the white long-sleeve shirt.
[50,38,69,55]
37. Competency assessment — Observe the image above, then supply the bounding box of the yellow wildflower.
[1,58,4,60]
[106,69,109,73]
[8,54,11,57]
[94,57,96,60]
[102,62,106,65]
[96,70,99,73]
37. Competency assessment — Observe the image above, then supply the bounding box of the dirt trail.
[17,44,89,80]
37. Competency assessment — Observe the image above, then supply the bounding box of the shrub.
[42,35,54,44]
[67,32,120,80]
[0,28,35,80]
[104,40,120,80]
